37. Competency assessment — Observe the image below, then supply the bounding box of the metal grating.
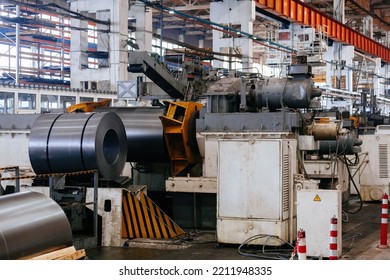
[282,153,290,214]
[379,144,388,179]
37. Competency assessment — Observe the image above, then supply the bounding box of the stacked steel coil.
[96,107,169,163]
[0,191,73,260]
[28,112,127,180]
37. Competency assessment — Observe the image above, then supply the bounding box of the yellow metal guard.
[159,101,203,176]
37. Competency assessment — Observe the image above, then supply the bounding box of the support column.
[128,1,153,53]
[96,10,110,68]
[378,64,389,114]
[342,45,354,92]
[363,16,373,39]
[373,57,382,111]
[70,16,90,88]
[108,0,129,89]
[198,35,204,49]
[70,0,128,91]
[210,0,255,70]
[333,0,345,90]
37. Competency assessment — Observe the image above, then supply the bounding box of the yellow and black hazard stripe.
[122,190,185,239]
[0,169,98,181]
[0,166,19,171]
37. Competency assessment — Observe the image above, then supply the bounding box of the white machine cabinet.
[217,138,297,246]
[359,133,390,201]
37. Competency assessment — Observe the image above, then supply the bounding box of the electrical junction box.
[296,189,342,259]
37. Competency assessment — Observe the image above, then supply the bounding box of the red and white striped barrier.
[378,193,389,249]
[297,229,307,260]
[329,216,338,260]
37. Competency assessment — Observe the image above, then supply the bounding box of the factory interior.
[0,0,390,261]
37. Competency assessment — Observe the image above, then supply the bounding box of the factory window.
[80,97,94,103]
[60,96,76,109]
[0,92,14,114]
[18,93,36,110]
[41,95,58,113]
[222,24,242,39]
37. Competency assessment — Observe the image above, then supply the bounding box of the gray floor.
[85,197,390,260]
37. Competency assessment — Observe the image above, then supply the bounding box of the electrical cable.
[340,153,363,214]
[170,230,217,245]
[342,233,363,254]
[237,234,295,260]
[342,210,350,223]
[6,0,110,26]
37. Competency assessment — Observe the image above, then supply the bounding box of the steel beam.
[255,0,390,63]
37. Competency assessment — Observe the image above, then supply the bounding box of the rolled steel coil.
[0,191,73,260]
[28,112,127,180]
[96,107,169,162]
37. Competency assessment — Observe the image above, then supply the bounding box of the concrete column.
[128,1,153,52]
[210,0,255,70]
[363,16,373,38]
[70,17,89,88]
[333,0,345,90]
[198,36,204,49]
[97,10,110,68]
[333,0,345,23]
[178,32,184,43]
[325,45,334,87]
[342,45,354,92]
[70,0,128,91]
[108,0,129,88]
[387,31,390,48]
[373,57,381,98]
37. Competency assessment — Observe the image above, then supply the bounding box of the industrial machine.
[0,51,363,259]
[158,51,361,258]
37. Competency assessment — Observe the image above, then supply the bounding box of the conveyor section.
[128,51,186,99]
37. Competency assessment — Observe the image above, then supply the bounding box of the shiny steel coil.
[0,191,73,260]
[28,112,127,180]
[96,107,169,162]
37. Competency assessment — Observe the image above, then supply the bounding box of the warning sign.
[313,194,321,202]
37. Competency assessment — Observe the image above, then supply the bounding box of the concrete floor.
[85,197,390,260]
